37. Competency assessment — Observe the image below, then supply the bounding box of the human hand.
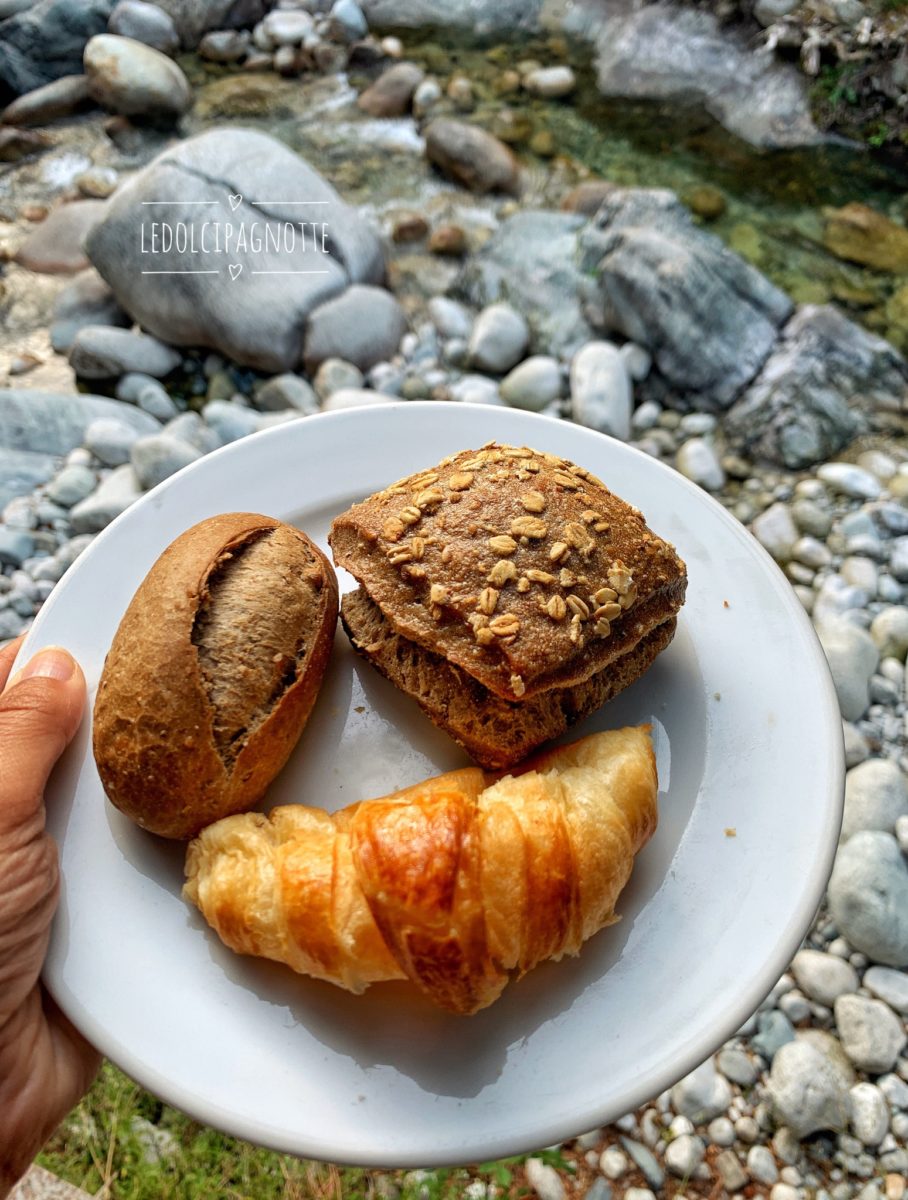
[0,638,101,1195]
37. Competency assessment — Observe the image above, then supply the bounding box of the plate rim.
[17,403,844,1166]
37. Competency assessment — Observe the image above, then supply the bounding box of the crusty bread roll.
[329,443,686,767]
[184,726,658,1015]
[93,513,339,839]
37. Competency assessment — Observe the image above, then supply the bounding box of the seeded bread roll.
[329,443,686,704]
[93,513,339,839]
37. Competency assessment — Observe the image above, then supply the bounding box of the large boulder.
[85,129,386,372]
[589,3,822,149]
[457,211,593,357]
[0,0,114,96]
[578,188,792,407]
[725,306,908,469]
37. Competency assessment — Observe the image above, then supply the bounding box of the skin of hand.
[0,637,100,1196]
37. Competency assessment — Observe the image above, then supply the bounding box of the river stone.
[752,501,799,562]
[828,831,908,967]
[468,303,529,374]
[864,966,908,1014]
[303,285,406,373]
[428,296,473,341]
[83,34,191,118]
[670,1058,732,1125]
[313,359,363,400]
[768,1035,853,1138]
[834,994,907,1074]
[870,607,908,660]
[85,129,385,372]
[50,268,130,353]
[849,1083,890,1148]
[69,463,142,532]
[130,432,202,489]
[46,463,97,507]
[842,759,908,840]
[0,528,35,568]
[0,389,159,456]
[358,0,544,34]
[0,448,59,511]
[0,0,114,95]
[0,74,91,125]
[818,463,883,501]
[148,0,269,49]
[570,341,631,440]
[726,306,905,469]
[579,188,791,408]
[458,211,592,357]
[590,3,821,149]
[164,411,221,454]
[108,1,179,54]
[524,1158,565,1200]
[823,203,908,274]
[84,415,143,465]
[357,61,424,116]
[500,356,562,411]
[329,0,368,42]
[816,618,879,722]
[255,373,318,414]
[14,200,106,275]
[790,949,858,1005]
[676,438,725,491]
[523,65,576,98]
[424,119,520,195]
[69,326,181,378]
[752,1010,795,1061]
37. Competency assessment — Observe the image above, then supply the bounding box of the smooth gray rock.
[458,211,592,356]
[260,9,313,45]
[670,1058,732,1125]
[468,303,529,374]
[255,373,319,414]
[164,412,221,454]
[201,399,258,443]
[752,1009,795,1061]
[358,0,544,34]
[69,463,142,532]
[752,501,798,562]
[816,618,879,722]
[84,416,142,465]
[313,359,363,400]
[834,994,907,1074]
[0,390,158,456]
[108,1,179,54]
[676,437,725,491]
[591,3,821,149]
[198,28,247,62]
[46,463,96,507]
[69,326,181,378]
[746,1145,778,1185]
[842,759,908,841]
[664,1133,704,1179]
[329,0,367,41]
[790,949,858,1006]
[500,356,562,411]
[828,831,908,967]
[0,73,91,125]
[726,306,905,469]
[50,268,130,353]
[0,0,113,95]
[863,966,908,1014]
[304,286,406,373]
[130,432,202,488]
[83,33,191,118]
[849,1082,889,1148]
[0,448,60,511]
[0,527,35,567]
[524,1158,565,1200]
[570,341,632,439]
[424,118,520,195]
[768,1035,853,1138]
[619,1138,664,1189]
[580,188,792,407]
[427,296,473,341]
[870,607,908,661]
[86,129,385,372]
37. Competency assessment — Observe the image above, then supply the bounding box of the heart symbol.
[228,193,242,211]
[228,263,243,281]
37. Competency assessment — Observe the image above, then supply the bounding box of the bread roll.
[93,513,339,839]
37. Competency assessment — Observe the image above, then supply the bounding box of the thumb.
[0,647,86,831]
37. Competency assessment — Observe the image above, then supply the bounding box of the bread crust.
[342,586,676,769]
[93,512,339,839]
[329,443,686,702]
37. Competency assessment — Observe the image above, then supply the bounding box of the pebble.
[570,342,632,440]
[623,1191,655,1200]
[793,536,832,569]
[428,297,473,341]
[791,949,859,1005]
[671,1058,732,1125]
[747,1145,780,1185]
[0,528,35,568]
[716,1047,759,1086]
[752,501,799,562]
[130,434,202,490]
[773,1127,802,1165]
[844,722,871,767]
[46,464,96,508]
[314,359,364,401]
[716,1148,748,1191]
[828,831,908,967]
[871,607,908,661]
[768,1037,852,1138]
[850,1084,890,1147]
[621,343,651,382]
[676,438,726,491]
[84,417,142,467]
[665,1134,705,1179]
[108,0,180,55]
[69,327,182,380]
[863,966,908,1014]
[522,65,576,98]
[500,356,562,411]
[468,303,529,374]
[834,995,907,1074]
[584,1180,611,1200]
[842,759,908,840]
[818,464,883,501]
[599,1148,628,1180]
[164,413,220,455]
[707,1117,736,1147]
[69,465,142,534]
[792,498,833,538]
[891,539,908,583]
[329,0,368,42]
[771,1185,801,1200]
[619,1138,664,1189]
[816,618,880,721]
[524,1158,565,1200]
[201,400,259,443]
[753,1010,796,1061]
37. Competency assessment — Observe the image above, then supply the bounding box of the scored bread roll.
[93,513,339,839]
[330,443,686,767]
[184,726,658,1015]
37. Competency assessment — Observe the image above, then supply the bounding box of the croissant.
[183,726,658,1015]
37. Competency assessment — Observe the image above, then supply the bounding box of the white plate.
[20,403,843,1167]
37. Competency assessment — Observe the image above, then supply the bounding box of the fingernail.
[19,646,76,683]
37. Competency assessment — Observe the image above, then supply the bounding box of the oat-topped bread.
[330,444,686,715]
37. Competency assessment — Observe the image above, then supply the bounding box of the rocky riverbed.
[1,1,908,1197]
